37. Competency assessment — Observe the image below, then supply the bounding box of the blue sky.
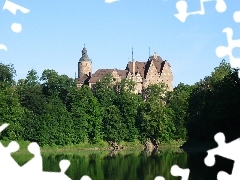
[0,0,239,87]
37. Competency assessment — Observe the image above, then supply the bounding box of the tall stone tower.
[78,45,92,78]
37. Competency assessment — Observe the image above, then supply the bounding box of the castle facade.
[76,46,173,93]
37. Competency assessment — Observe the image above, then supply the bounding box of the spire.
[153,52,157,59]
[132,46,133,61]
[132,46,135,78]
[79,45,91,62]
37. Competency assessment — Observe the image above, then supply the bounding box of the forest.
[0,59,239,147]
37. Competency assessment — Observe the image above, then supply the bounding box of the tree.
[114,79,142,141]
[40,69,75,104]
[167,83,194,140]
[71,85,103,143]
[186,60,235,141]
[142,83,168,102]
[102,105,126,143]
[16,69,77,146]
[17,70,47,115]
[0,87,25,140]
[39,97,75,146]
[0,63,16,88]
[138,83,175,143]
[92,74,117,108]
[0,63,24,140]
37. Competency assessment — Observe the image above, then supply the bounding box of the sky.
[0,0,240,87]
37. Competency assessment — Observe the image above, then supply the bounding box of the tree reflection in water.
[12,149,233,180]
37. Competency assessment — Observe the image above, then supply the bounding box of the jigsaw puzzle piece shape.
[205,132,240,180]
[0,44,7,51]
[0,141,21,177]
[233,11,240,23]
[212,161,240,180]
[0,123,9,132]
[0,124,21,177]
[40,159,72,180]
[215,0,227,13]
[205,132,240,166]
[204,132,225,167]
[2,0,30,15]
[174,0,188,22]
[216,45,229,59]
[59,159,70,173]
[175,0,227,23]
[216,28,240,72]
[154,176,165,180]
[217,171,234,180]
[80,175,92,180]
[21,142,42,173]
[171,165,190,180]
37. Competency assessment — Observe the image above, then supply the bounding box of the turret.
[78,45,92,78]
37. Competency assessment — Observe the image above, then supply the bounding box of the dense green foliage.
[0,59,238,146]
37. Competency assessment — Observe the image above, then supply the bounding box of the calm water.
[12,149,233,180]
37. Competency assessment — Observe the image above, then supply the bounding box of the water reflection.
[12,149,234,180]
[44,150,188,180]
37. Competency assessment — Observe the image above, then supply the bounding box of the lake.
[12,148,233,180]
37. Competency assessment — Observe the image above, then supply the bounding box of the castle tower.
[78,45,92,78]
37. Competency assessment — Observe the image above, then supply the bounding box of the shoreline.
[2,140,185,154]
[3,139,217,154]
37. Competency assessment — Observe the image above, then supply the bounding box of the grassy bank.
[1,139,185,154]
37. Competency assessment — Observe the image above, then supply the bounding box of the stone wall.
[78,61,92,78]
[159,62,173,91]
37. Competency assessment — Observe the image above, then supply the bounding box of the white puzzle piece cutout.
[154,165,190,180]
[215,28,240,71]
[1,0,30,50]
[175,0,227,22]
[154,177,165,180]
[171,165,190,180]
[0,123,93,180]
[2,0,30,33]
[233,11,240,23]
[105,0,119,3]
[2,0,30,15]
[204,132,240,180]
[21,142,43,173]
[0,44,7,51]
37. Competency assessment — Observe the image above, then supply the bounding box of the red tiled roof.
[89,77,101,83]
[149,55,164,74]
[76,74,90,84]
[88,69,129,83]
[91,69,115,77]
[126,55,164,78]
[89,69,115,83]
[126,61,146,78]
[116,70,128,78]
[81,54,168,85]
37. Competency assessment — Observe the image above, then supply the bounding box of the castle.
[76,46,173,93]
